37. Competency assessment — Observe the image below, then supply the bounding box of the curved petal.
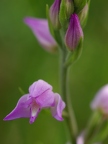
[29,80,52,98]
[51,93,66,121]
[4,94,30,121]
[24,17,57,52]
[36,90,55,108]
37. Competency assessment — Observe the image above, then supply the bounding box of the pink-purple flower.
[91,85,108,115]
[4,80,65,124]
[24,17,57,52]
[65,14,83,51]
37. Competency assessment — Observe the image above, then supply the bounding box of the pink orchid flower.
[4,80,65,124]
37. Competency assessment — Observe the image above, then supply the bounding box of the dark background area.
[1,0,108,144]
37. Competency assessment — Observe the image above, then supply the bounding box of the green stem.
[60,49,78,144]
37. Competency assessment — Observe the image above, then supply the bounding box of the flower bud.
[59,0,74,28]
[74,0,87,13]
[65,0,74,18]
[65,14,83,51]
[78,3,89,27]
[91,85,108,115]
[49,0,61,29]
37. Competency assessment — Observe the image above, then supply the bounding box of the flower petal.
[91,84,108,114]
[51,93,66,121]
[36,90,55,108]
[4,94,30,121]
[76,133,84,144]
[29,80,52,98]
[24,17,57,52]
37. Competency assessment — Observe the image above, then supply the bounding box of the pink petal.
[36,90,55,108]
[76,133,84,144]
[4,94,30,121]
[91,85,108,114]
[29,80,52,98]
[51,93,66,121]
[24,17,57,52]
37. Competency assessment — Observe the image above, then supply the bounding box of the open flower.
[24,17,57,52]
[4,80,65,124]
[91,85,108,115]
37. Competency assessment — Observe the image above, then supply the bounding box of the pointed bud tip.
[78,3,89,27]
[49,0,61,29]
[65,14,83,51]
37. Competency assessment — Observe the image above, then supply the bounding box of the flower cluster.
[24,0,90,52]
[4,80,65,124]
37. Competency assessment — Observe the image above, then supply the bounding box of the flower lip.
[29,100,40,124]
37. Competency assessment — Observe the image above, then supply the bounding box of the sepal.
[46,4,62,47]
[59,0,74,29]
[49,0,61,29]
[78,1,90,28]
[64,38,83,67]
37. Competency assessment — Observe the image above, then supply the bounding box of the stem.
[60,49,78,144]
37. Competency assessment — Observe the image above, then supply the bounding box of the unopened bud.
[91,85,108,115]
[50,0,61,29]
[65,14,83,51]
[65,0,74,18]
[74,0,87,13]
[59,0,74,28]
[78,3,89,27]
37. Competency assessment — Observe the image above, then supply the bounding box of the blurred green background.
[1,0,108,144]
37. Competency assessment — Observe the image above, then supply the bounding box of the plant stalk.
[60,49,78,144]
